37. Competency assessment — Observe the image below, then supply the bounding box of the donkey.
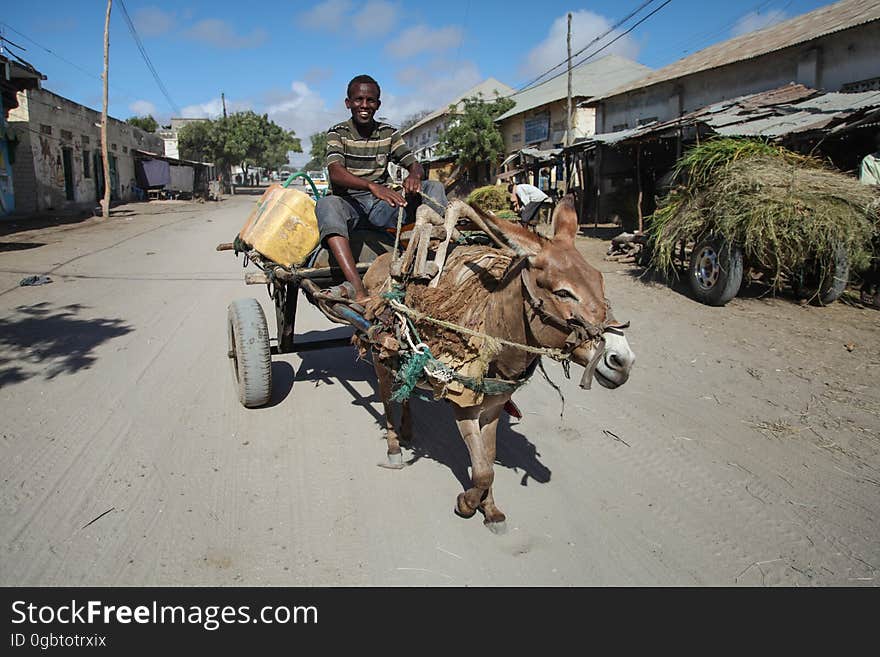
[361,196,635,532]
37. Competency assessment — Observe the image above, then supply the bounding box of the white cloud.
[134,6,174,37]
[297,0,352,31]
[352,1,398,38]
[265,81,347,166]
[180,96,252,119]
[521,10,640,78]
[383,59,483,125]
[129,100,158,116]
[731,9,788,37]
[386,25,463,58]
[184,19,268,49]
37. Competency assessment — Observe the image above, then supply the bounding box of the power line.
[117,0,180,115]
[517,0,660,92]
[0,21,139,103]
[0,22,102,83]
[517,0,673,96]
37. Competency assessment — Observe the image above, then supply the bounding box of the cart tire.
[793,245,849,306]
[227,298,272,408]
[688,237,743,306]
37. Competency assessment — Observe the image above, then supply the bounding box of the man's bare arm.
[327,162,407,207]
[402,162,424,194]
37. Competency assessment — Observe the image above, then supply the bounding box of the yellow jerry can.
[239,186,320,267]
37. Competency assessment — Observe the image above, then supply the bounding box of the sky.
[1,0,837,165]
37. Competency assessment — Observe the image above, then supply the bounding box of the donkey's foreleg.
[477,395,508,532]
[452,405,494,519]
[374,359,406,469]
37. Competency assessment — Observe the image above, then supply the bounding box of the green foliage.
[649,138,879,286]
[467,185,510,213]
[437,94,515,174]
[305,131,328,171]
[177,111,301,171]
[177,120,214,162]
[126,115,158,132]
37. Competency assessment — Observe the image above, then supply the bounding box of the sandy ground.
[0,194,877,586]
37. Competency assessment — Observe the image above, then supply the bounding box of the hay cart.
[216,172,394,408]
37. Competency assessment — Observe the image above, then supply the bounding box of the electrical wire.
[0,22,139,103]
[517,0,659,92]
[117,0,180,115]
[515,0,673,95]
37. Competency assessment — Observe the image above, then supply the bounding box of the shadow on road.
[0,302,133,388]
[623,263,799,305]
[0,242,46,252]
[292,347,551,489]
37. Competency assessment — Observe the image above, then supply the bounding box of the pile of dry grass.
[467,185,510,213]
[649,138,878,286]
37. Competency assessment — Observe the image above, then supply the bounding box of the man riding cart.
[315,74,447,306]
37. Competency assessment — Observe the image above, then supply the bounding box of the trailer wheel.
[227,298,272,408]
[688,237,743,306]
[793,245,849,306]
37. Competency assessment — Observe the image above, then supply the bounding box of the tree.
[177,120,214,162]
[177,111,302,178]
[126,115,158,132]
[437,94,515,183]
[303,131,328,171]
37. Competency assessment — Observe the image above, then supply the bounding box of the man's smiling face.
[345,82,381,127]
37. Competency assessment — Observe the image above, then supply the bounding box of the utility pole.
[221,92,227,119]
[101,0,112,219]
[566,12,573,150]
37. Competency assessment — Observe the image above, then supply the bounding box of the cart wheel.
[688,236,743,306]
[227,298,272,408]
[793,245,849,306]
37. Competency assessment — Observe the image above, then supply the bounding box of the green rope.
[392,349,432,402]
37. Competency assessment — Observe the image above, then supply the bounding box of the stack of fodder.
[649,138,879,287]
[467,185,511,215]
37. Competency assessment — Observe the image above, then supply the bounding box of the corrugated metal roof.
[400,77,514,136]
[593,0,880,102]
[567,83,880,147]
[494,55,652,122]
[712,89,880,136]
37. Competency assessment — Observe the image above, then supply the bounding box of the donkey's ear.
[471,204,543,257]
[551,195,579,245]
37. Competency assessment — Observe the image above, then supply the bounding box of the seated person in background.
[315,74,447,304]
[508,182,551,227]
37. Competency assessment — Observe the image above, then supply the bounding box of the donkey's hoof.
[377,451,405,469]
[454,492,477,519]
[484,519,508,535]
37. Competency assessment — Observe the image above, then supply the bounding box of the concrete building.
[401,78,514,161]
[495,55,651,155]
[593,0,880,134]
[156,117,210,160]
[1,54,45,216]
[8,88,164,213]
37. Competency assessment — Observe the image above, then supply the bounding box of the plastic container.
[239,186,320,267]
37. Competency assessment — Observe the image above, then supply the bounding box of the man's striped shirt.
[325,119,416,194]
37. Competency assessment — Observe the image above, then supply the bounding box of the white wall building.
[401,78,515,162]
[593,0,880,134]
[8,88,164,213]
[495,55,652,154]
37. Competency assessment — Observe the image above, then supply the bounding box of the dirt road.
[1,195,877,586]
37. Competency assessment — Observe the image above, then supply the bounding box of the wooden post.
[566,12,573,149]
[594,147,602,229]
[636,143,644,234]
[101,0,112,219]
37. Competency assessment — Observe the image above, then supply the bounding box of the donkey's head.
[479,196,635,389]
